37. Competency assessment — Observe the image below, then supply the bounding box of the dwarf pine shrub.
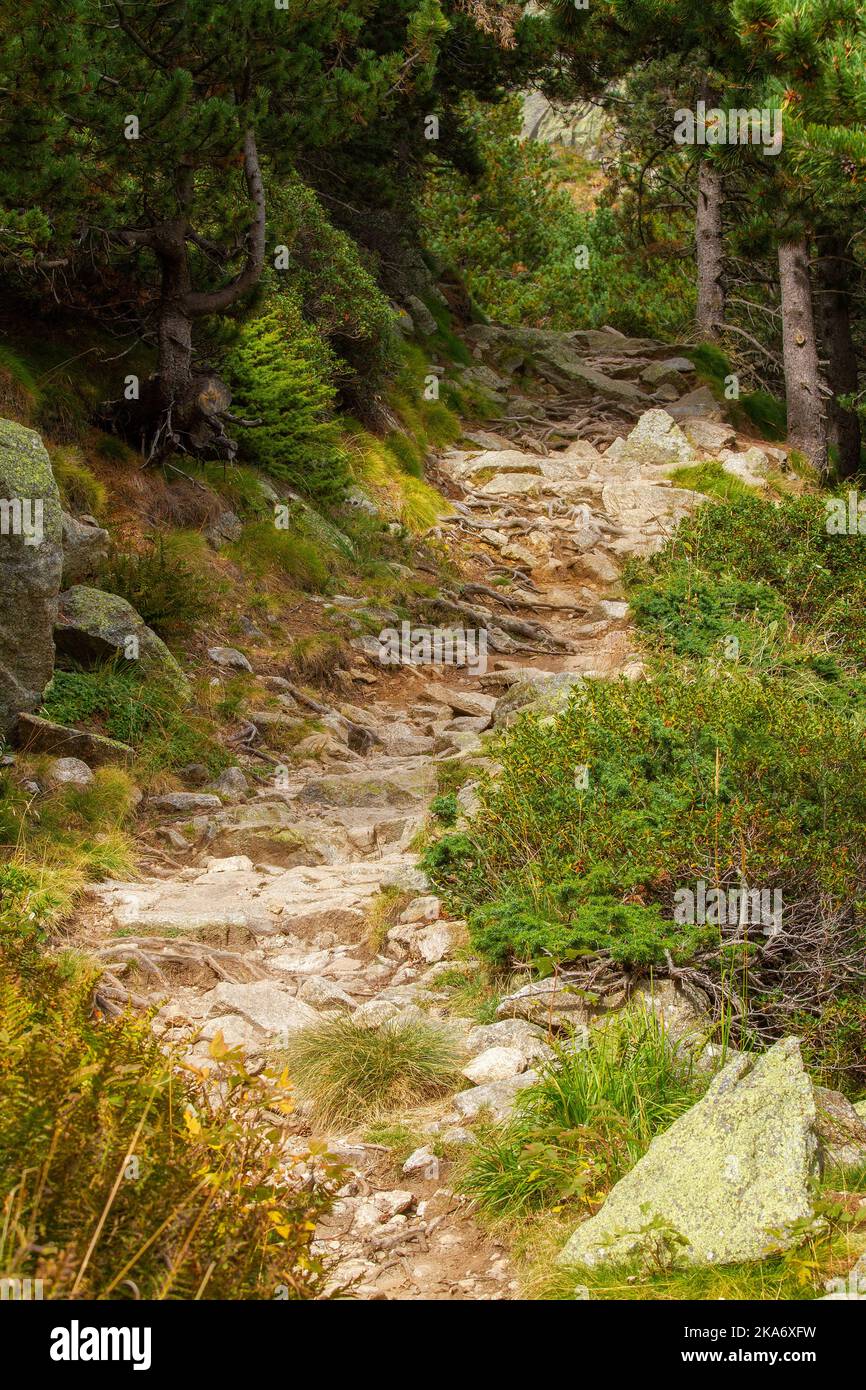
[225,298,349,505]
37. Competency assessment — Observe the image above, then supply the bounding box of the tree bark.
[815,235,860,478]
[778,239,827,474]
[695,159,725,340]
[116,129,267,459]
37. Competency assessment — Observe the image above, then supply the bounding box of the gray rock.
[14,712,134,767]
[150,792,222,814]
[45,755,94,788]
[297,975,356,1011]
[55,586,188,694]
[682,417,737,452]
[406,294,438,337]
[60,511,109,585]
[462,1046,527,1084]
[207,980,320,1038]
[496,978,593,1031]
[208,646,253,672]
[493,672,584,728]
[814,1086,866,1170]
[205,510,243,548]
[452,1070,540,1122]
[667,385,722,421]
[0,419,63,735]
[209,766,249,802]
[466,1019,552,1065]
[402,1145,441,1181]
[559,1039,818,1270]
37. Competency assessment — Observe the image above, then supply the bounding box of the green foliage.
[41,668,227,776]
[669,461,757,504]
[98,537,214,639]
[630,572,786,660]
[427,668,866,973]
[49,445,108,518]
[270,176,398,389]
[229,520,333,593]
[280,1015,463,1127]
[225,299,349,506]
[635,494,866,669]
[463,1009,702,1220]
[0,954,337,1299]
[430,792,459,826]
[422,97,694,339]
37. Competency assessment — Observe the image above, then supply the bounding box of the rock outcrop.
[559,1039,818,1271]
[55,585,189,695]
[0,419,63,736]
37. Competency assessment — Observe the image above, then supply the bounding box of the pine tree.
[544,0,747,341]
[735,0,866,472]
[0,1,449,458]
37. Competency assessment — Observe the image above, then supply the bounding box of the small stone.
[204,855,254,874]
[353,999,402,1029]
[45,756,94,788]
[452,1071,540,1122]
[415,921,453,964]
[150,792,222,814]
[399,895,442,924]
[297,976,356,1011]
[210,766,249,801]
[402,1146,441,1181]
[208,646,253,672]
[462,1046,527,1085]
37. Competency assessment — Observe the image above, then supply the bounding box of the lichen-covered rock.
[0,419,63,735]
[60,511,109,585]
[559,1039,818,1270]
[492,672,584,728]
[55,586,189,695]
[15,712,134,767]
[813,1086,866,1170]
[616,409,696,470]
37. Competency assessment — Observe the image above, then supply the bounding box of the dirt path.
[81,328,768,1298]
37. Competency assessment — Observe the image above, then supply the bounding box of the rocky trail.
[77,325,790,1299]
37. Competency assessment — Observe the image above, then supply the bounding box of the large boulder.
[54,585,189,695]
[616,409,696,471]
[559,1039,818,1271]
[0,419,63,736]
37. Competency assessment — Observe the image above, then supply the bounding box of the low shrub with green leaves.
[0,950,337,1299]
[426,491,866,1088]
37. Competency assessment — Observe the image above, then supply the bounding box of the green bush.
[41,668,228,776]
[98,537,213,639]
[225,297,349,505]
[422,98,693,339]
[0,954,337,1299]
[462,1009,702,1220]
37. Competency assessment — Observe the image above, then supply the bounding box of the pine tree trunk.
[816,236,860,478]
[113,130,266,460]
[695,160,724,340]
[778,239,827,473]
